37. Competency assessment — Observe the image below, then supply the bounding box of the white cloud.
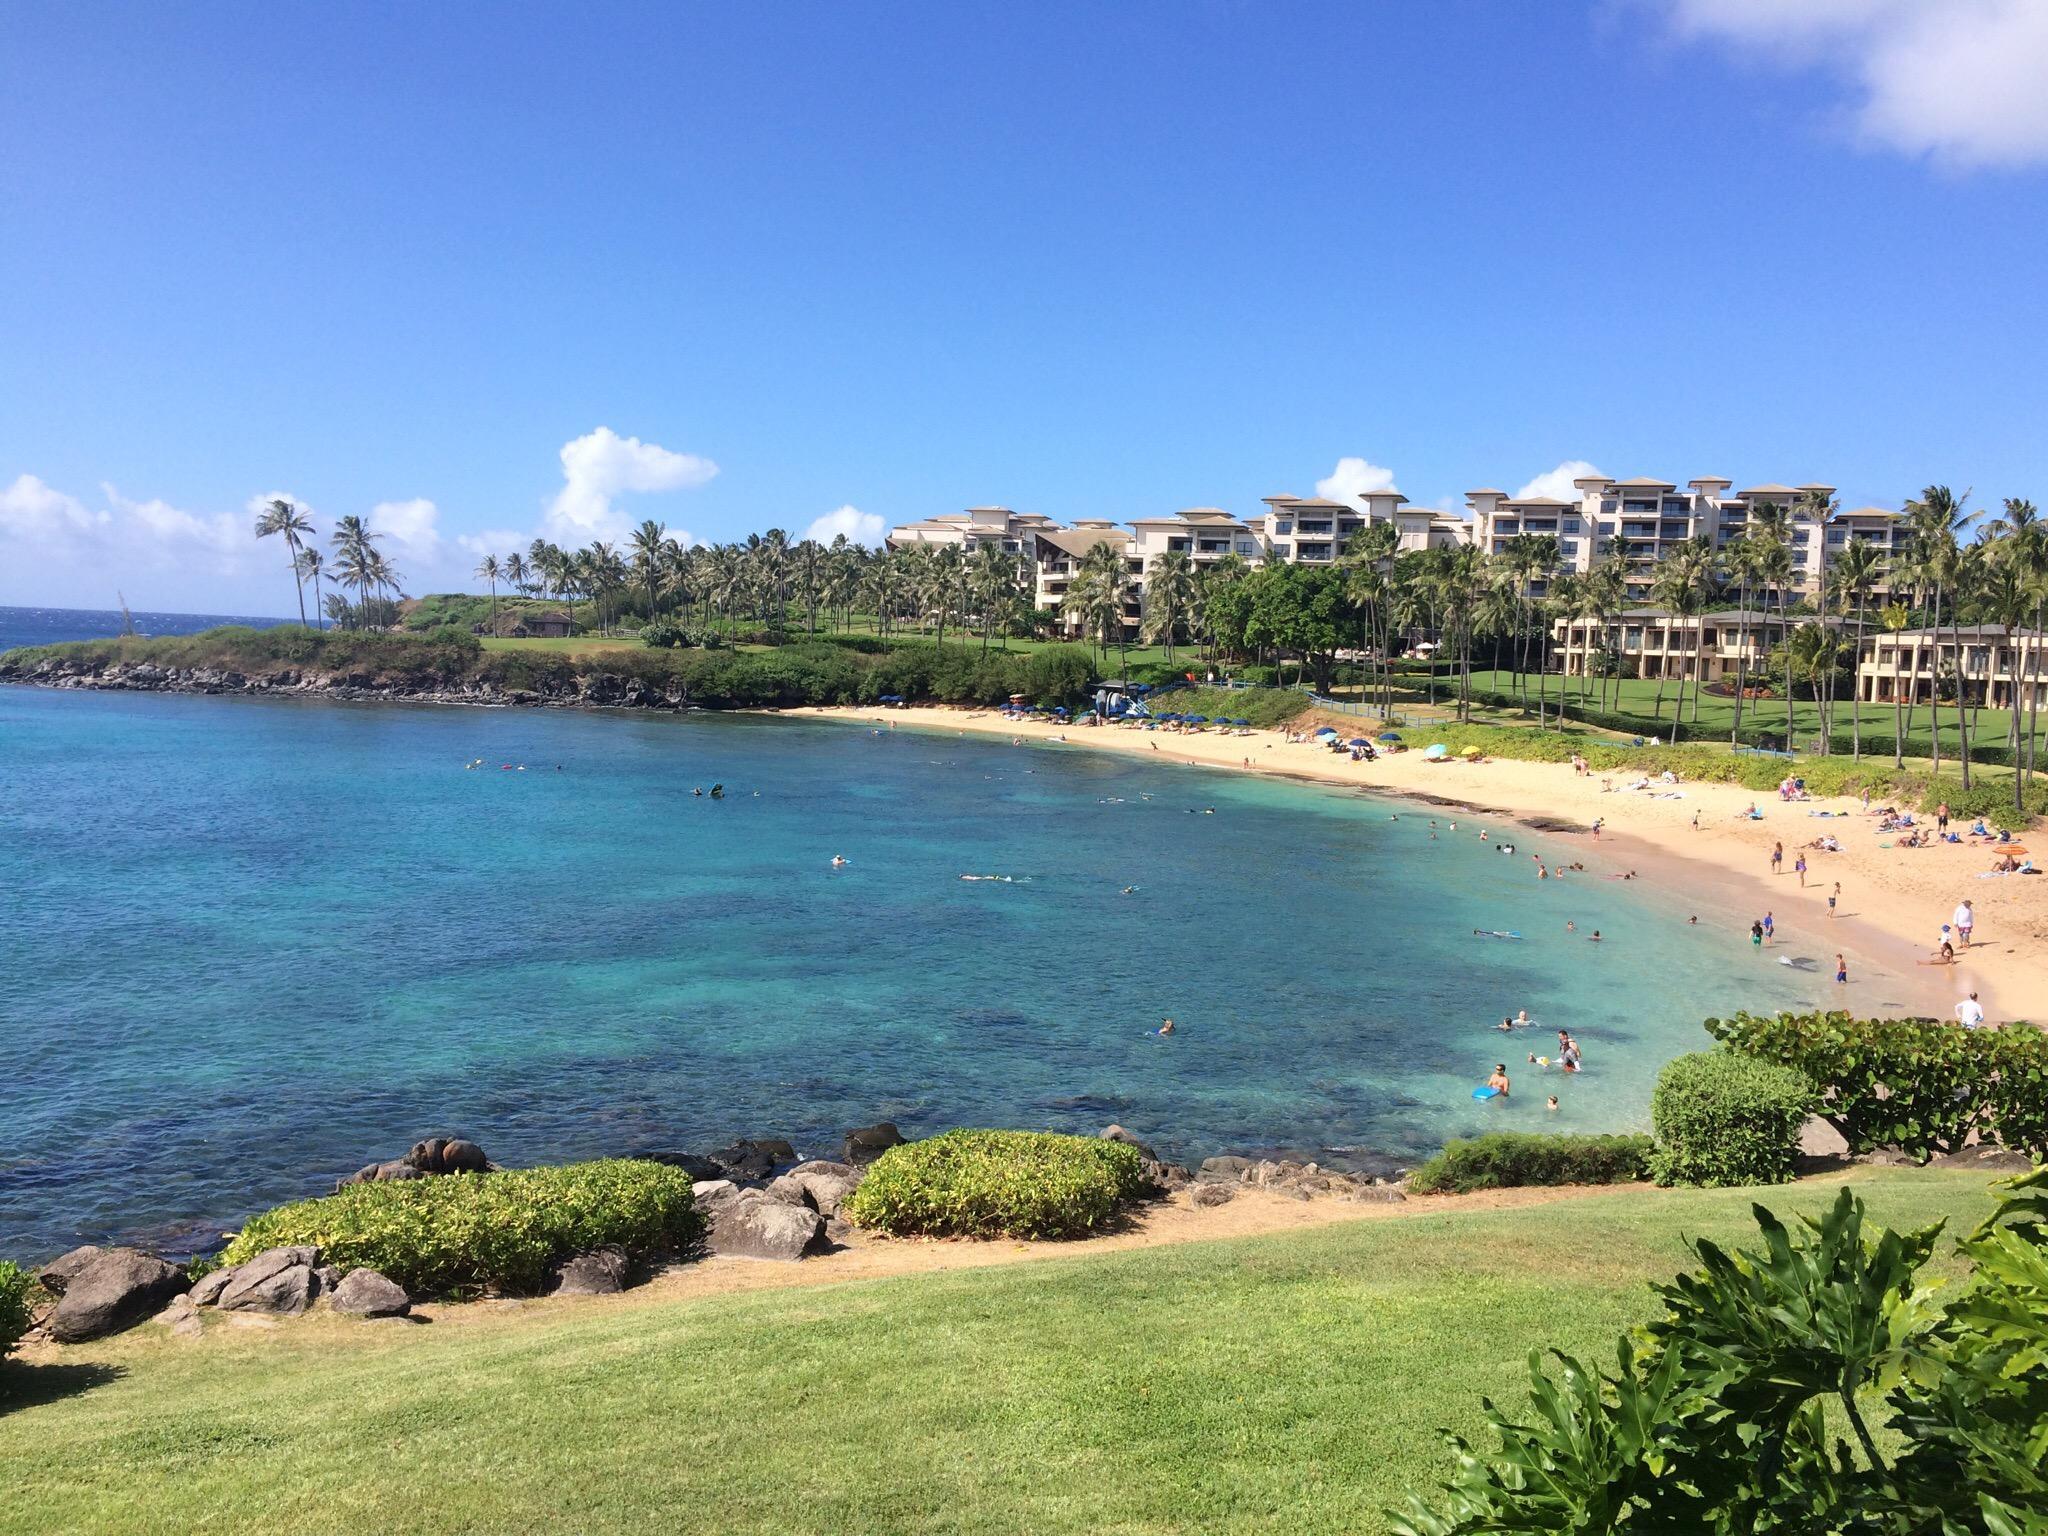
[369,497,442,559]
[456,528,534,560]
[1314,456,1399,511]
[544,426,718,544]
[0,474,106,538]
[1514,460,1607,501]
[106,483,241,554]
[1656,0,2048,166]
[805,505,884,546]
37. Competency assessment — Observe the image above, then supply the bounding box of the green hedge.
[0,1261,31,1360]
[218,1160,701,1299]
[1648,1051,1817,1188]
[1708,1009,2048,1163]
[842,1130,1147,1239]
[1406,1132,1654,1194]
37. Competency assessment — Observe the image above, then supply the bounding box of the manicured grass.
[0,1168,1999,1535]
[479,635,645,656]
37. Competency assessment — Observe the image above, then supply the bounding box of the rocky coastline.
[16,1122,1408,1349]
[0,652,691,709]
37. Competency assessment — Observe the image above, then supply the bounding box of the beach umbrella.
[1377,731,1402,742]
[1460,744,1482,757]
[1234,718,1251,727]
[1424,743,1448,760]
[1053,706,1068,715]
[1348,737,1370,747]
[1314,725,1338,737]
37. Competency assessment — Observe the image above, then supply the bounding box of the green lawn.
[478,635,647,656]
[0,1168,2000,1535]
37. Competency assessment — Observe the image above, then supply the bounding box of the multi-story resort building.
[1466,476,1880,602]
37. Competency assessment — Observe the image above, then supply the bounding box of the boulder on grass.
[1190,1181,1236,1208]
[188,1266,238,1307]
[37,1245,106,1296]
[706,1192,828,1261]
[217,1245,321,1315]
[843,1122,905,1166]
[330,1268,412,1318]
[690,1178,740,1214]
[550,1246,630,1297]
[48,1249,187,1342]
[766,1160,862,1216]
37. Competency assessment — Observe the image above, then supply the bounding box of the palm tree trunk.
[1952,606,1973,788]
[1929,586,1944,776]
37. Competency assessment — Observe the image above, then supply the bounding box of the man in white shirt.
[1955,992,1986,1029]
[1953,900,1975,948]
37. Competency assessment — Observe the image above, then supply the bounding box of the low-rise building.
[1856,626,2048,711]
[1551,606,1799,683]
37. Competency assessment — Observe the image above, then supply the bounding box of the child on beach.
[1828,882,1840,919]
[1835,954,1848,984]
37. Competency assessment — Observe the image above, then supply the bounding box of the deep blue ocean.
[0,604,292,654]
[0,679,1851,1261]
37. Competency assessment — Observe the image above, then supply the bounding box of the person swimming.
[1157,1018,1175,1036]
[1485,1063,1511,1098]
[1546,1095,1560,1111]
[1496,1017,1514,1032]
[831,855,848,868]
[1514,1009,1531,1026]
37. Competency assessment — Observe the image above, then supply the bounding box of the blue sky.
[4,0,2046,611]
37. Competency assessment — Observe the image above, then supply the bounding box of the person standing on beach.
[1835,953,1848,984]
[1937,801,1951,835]
[1771,841,1784,876]
[1762,911,1774,945]
[1828,882,1840,919]
[1953,899,1975,947]
[1751,919,1764,948]
[1795,852,1807,887]
[1956,992,1986,1028]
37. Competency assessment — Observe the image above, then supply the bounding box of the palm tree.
[1876,603,1912,768]
[474,554,503,635]
[503,550,530,600]
[295,546,328,630]
[254,498,316,628]
[330,515,394,628]
[1905,485,1977,785]
[1650,538,1713,739]
[1826,537,1884,761]
[1143,550,1197,664]
[629,520,667,622]
[1065,540,1132,669]
[1985,498,2045,788]
[1724,536,1763,744]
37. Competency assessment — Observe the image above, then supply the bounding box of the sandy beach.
[795,704,2047,1025]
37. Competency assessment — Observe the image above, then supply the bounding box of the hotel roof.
[1503,496,1573,509]
[1465,487,1507,497]
[1836,506,1903,520]
[1035,526,1130,558]
[1611,476,1677,489]
[1737,483,1801,497]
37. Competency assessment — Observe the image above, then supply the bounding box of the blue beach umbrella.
[1377,731,1402,742]
[1348,738,1370,747]
[1314,726,1338,737]
[1424,743,1448,760]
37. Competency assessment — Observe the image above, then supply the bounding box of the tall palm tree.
[629,520,667,622]
[1877,603,1912,768]
[1826,537,1884,761]
[1724,536,1764,744]
[330,515,394,628]
[295,547,328,631]
[254,498,316,628]
[503,550,530,600]
[474,554,503,634]
[1142,550,1197,664]
[1985,498,2045,787]
[1905,485,1976,784]
[1650,538,1713,739]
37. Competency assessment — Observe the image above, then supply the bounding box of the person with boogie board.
[1474,1063,1511,1100]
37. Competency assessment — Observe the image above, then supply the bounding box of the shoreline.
[792,704,2045,1024]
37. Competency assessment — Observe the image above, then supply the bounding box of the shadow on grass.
[0,1360,126,1416]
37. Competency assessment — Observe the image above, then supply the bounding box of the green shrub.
[1708,1009,2048,1163]
[0,1261,32,1360]
[1406,1132,1653,1194]
[217,1160,701,1299]
[1648,1050,1817,1188]
[842,1130,1146,1239]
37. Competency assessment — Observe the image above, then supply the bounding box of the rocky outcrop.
[766,1160,863,1217]
[37,1245,107,1295]
[703,1138,797,1182]
[337,1135,493,1190]
[843,1122,906,1166]
[1190,1181,1236,1208]
[216,1245,322,1315]
[188,1266,238,1307]
[550,1246,630,1296]
[0,654,696,711]
[704,1192,829,1261]
[1194,1156,1403,1205]
[48,1249,188,1342]
[330,1268,413,1317]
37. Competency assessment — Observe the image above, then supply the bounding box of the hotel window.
[1558,540,1579,556]
[1563,518,1581,533]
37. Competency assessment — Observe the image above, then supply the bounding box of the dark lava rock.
[217,1246,321,1315]
[705,1139,798,1182]
[48,1249,187,1342]
[767,1160,863,1217]
[37,1245,106,1296]
[843,1122,906,1166]
[1190,1182,1236,1208]
[550,1246,631,1297]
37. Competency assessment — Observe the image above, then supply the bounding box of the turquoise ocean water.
[0,686,1829,1259]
